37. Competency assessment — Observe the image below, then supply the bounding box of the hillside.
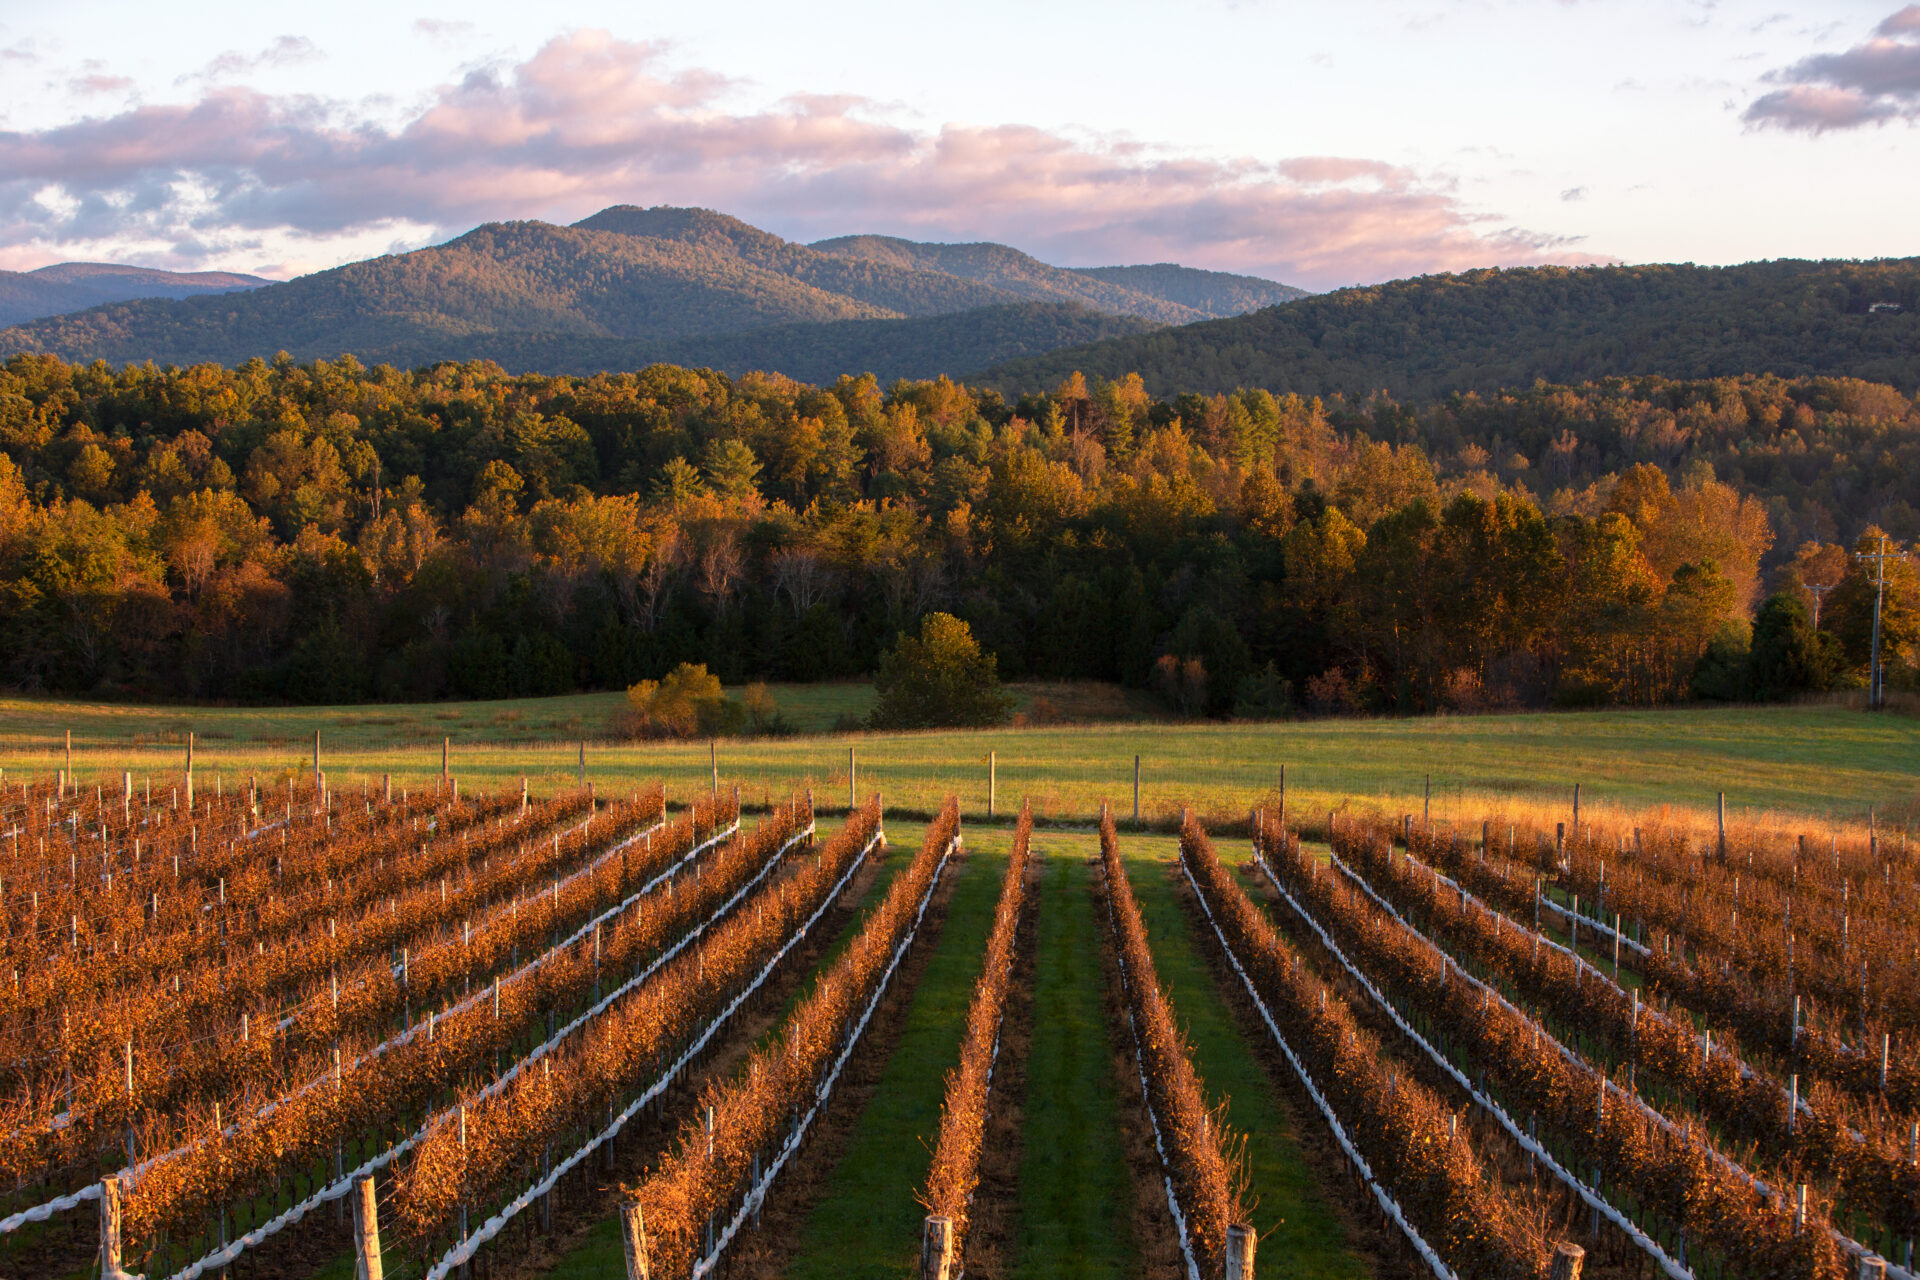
[0,262,268,327]
[808,233,1305,323]
[978,257,1920,398]
[298,303,1153,383]
[0,207,1172,377]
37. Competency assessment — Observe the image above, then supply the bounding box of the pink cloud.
[1878,5,1920,35]
[1746,8,1920,131]
[0,29,1599,289]
[68,72,135,96]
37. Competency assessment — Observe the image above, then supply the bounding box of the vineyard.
[2,760,1915,1280]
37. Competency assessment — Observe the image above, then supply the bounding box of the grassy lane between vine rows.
[1010,840,1135,1280]
[777,838,1009,1280]
[1103,829,1374,1280]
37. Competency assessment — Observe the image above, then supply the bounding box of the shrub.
[1745,591,1837,699]
[620,663,742,738]
[1233,660,1293,719]
[1152,653,1209,716]
[869,613,1013,729]
[1305,666,1362,715]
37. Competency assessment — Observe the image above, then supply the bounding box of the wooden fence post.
[1423,773,1430,828]
[1550,1242,1585,1280]
[1278,762,1286,830]
[849,746,857,811]
[1573,781,1581,833]
[620,1201,651,1280]
[442,736,450,787]
[99,1175,136,1280]
[65,728,72,789]
[1226,1222,1257,1279]
[920,1214,954,1280]
[521,777,528,815]
[185,731,194,809]
[988,750,996,819]
[1133,755,1141,824]
[1717,792,1727,859]
[382,773,391,804]
[579,740,587,787]
[1859,1255,1888,1280]
[313,729,321,791]
[352,1175,383,1280]
[709,739,717,796]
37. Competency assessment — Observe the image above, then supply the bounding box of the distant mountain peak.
[571,205,790,256]
[27,262,272,287]
[0,262,270,328]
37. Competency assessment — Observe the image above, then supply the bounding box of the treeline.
[0,351,1913,712]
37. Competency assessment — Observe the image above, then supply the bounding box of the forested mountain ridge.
[219,303,1149,386]
[1071,262,1309,316]
[573,207,1019,317]
[0,207,1277,380]
[0,263,269,328]
[980,257,1920,399]
[807,233,1306,323]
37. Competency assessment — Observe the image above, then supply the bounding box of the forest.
[982,256,1920,400]
[0,351,1914,714]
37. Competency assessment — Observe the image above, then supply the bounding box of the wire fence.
[3,718,1911,842]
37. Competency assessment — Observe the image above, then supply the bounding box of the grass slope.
[7,694,1916,827]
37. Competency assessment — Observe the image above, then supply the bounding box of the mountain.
[979,258,1920,399]
[0,207,1181,378]
[398,304,1154,386]
[575,207,1018,317]
[808,233,1306,323]
[0,262,268,327]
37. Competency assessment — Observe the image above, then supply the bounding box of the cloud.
[1879,5,1920,35]
[1560,186,1588,201]
[0,29,1601,289]
[69,64,135,96]
[190,36,322,84]
[413,19,477,41]
[1745,7,1920,131]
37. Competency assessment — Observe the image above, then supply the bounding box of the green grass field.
[6,687,1917,831]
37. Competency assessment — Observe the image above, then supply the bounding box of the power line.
[1853,536,1907,711]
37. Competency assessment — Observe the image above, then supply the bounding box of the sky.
[0,0,1916,291]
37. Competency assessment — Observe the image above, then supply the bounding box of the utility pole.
[1808,580,1833,629]
[1856,536,1906,711]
